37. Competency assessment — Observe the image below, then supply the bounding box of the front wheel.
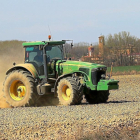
[57,77,82,105]
[3,70,38,107]
[85,90,110,104]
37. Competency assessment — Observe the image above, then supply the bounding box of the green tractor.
[3,38,119,107]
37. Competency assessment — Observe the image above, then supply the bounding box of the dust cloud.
[0,62,12,109]
[0,52,24,109]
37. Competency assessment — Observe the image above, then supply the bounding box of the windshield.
[46,45,64,61]
[25,45,64,63]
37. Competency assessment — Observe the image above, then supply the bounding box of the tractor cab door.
[25,46,44,76]
[25,46,53,77]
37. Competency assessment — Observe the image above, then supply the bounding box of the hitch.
[37,83,52,96]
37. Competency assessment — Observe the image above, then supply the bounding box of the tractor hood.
[56,60,107,76]
[57,60,106,68]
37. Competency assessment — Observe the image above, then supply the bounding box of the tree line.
[65,31,140,66]
[0,31,140,67]
[103,31,140,66]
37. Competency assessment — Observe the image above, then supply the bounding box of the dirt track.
[0,75,140,139]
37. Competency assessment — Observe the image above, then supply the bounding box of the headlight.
[101,74,106,79]
[91,68,97,72]
[103,67,107,71]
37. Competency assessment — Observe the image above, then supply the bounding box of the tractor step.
[37,83,53,95]
[51,88,55,92]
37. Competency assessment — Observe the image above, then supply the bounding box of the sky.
[0,0,140,44]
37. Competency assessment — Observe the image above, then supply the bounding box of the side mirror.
[71,43,73,48]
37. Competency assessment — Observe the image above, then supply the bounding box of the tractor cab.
[23,40,66,79]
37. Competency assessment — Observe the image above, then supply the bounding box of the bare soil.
[0,74,140,139]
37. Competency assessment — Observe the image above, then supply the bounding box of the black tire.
[3,70,38,107]
[57,77,83,105]
[85,90,110,104]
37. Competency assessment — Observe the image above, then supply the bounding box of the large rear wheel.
[85,90,110,104]
[3,70,38,107]
[57,77,82,105]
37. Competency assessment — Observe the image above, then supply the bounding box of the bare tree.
[104,31,140,66]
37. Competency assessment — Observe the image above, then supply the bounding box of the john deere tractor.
[3,38,119,107]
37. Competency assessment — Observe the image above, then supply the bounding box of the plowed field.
[0,75,140,139]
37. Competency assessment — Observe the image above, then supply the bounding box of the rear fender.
[6,64,39,78]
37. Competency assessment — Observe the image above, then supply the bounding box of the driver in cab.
[34,51,43,63]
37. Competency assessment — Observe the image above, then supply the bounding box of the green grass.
[107,65,140,73]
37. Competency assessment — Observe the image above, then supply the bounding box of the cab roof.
[22,40,66,47]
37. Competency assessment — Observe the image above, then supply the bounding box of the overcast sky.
[0,0,140,43]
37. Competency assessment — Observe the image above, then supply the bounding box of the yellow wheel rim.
[61,85,71,101]
[10,80,26,101]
